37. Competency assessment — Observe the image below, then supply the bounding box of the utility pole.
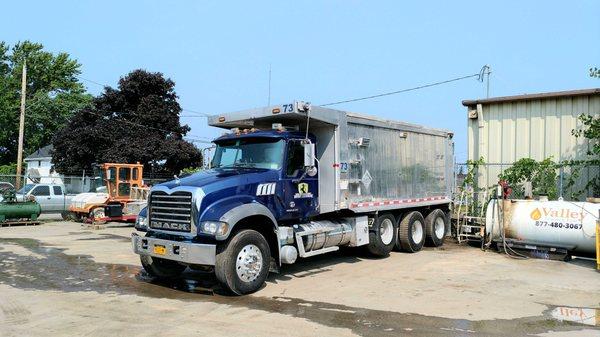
[478,65,492,98]
[15,60,26,190]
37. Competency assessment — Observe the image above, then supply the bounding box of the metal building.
[463,88,600,198]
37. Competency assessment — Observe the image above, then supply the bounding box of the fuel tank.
[296,220,356,252]
[486,199,599,255]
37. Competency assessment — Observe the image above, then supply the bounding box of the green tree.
[52,69,202,175]
[566,66,600,197]
[0,41,92,165]
[499,157,558,199]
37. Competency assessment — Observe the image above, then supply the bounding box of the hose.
[498,198,528,260]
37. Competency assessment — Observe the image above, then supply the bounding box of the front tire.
[89,207,107,224]
[140,255,186,278]
[398,211,426,253]
[215,230,271,295]
[366,214,397,257]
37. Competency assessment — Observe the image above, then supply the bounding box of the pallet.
[0,220,41,227]
[85,223,106,230]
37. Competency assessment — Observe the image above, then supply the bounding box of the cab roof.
[213,129,309,142]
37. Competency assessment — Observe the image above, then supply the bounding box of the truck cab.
[15,183,72,214]
[132,101,454,295]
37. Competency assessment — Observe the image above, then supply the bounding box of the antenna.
[268,64,272,105]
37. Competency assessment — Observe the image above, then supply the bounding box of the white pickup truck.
[14,183,75,217]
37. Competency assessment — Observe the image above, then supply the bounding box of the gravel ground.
[0,220,598,337]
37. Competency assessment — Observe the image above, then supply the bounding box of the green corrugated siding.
[467,94,600,198]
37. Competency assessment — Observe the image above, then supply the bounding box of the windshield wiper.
[215,163,256,169]
[233,162,257,168]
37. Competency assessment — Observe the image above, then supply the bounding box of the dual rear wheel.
[397,209,448,252]
[367,209,448,256]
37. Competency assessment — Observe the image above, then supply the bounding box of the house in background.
[24,145,63,185]
[25,145,95,193]
[463,88,600,199]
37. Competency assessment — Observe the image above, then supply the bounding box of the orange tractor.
[69,163,148,223]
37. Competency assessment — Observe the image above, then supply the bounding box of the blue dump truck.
[132,101,454,294]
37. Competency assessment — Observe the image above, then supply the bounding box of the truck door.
[281,140,319,220]
[52,186,65,212]
[30,185,51,212]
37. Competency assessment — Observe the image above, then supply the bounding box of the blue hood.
[157,168,278,193]
[153,168,282,226]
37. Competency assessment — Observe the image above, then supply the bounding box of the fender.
[199,195,281,266]
[218,202,281,266]
[199,196,278,240]
[218,203,278,240]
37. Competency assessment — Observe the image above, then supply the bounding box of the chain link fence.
[454,161,600,203]
[0,174,172,194]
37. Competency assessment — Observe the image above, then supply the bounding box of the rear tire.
[425,209,447,247]
[215,230,271,295]
[140,255,186,278]
[366,214,397,257]
[398,211,425,253]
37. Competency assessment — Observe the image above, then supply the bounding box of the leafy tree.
[0,41,92,165]
[563,66,600,197]
[499,157,558,199]
[52,69,202,175]
[0,163,18,175]
[180,166,204,176]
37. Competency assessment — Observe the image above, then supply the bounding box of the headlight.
[199,221,228,236]
[135,216,148,231]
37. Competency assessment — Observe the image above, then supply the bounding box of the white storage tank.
[486,199,599,255]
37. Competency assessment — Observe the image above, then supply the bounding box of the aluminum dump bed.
[209,101,454,214]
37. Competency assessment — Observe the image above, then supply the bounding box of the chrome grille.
[149,191,193,232]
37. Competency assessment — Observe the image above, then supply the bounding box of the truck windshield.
[212,138,285,170]
[18,184,35,194]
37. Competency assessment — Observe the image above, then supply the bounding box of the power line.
[27,97,212,143]
[82,110,211,142]
[320,68,488,106]
[181,108,211,117]
[181,114,210,118]
[77,75,210,117]
[78,76,107,88]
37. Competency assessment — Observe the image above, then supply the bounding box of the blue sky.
[2,1,599,161]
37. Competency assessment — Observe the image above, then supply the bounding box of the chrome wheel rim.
[380,218,394,245]
[412,220,424,243]
[434,217,445,239]
[236,244,263,283]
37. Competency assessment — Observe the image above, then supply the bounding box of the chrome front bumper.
[131,233,216,266]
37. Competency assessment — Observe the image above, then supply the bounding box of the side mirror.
[303,143,315,167]
[303,143,317,177]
